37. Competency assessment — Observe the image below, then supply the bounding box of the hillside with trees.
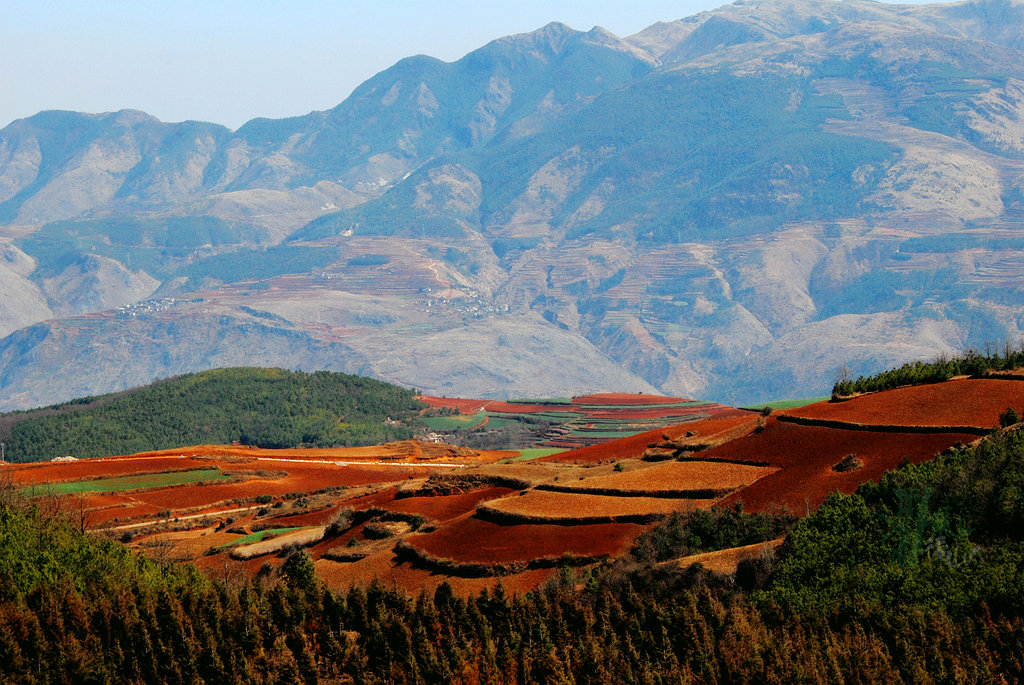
[0,368,422,462]
[2,420,1024,682]
[834,344,1024,397]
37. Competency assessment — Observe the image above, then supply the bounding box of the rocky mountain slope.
[2,0,1024,410]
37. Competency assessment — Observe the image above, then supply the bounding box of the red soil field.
[786,378,1024,428]
[377,487,517,522]
[103,440,508,464]
[564,461,777,494]
[129,464,427,511]
[70,462,431,518]
[479,401,557,414]
[85,503,165,526]
[540,411,759,464]
[257,505,346,528]
[708,418,978,514]
[12,455,213,484]
[342,486,402,511]
[571,393,692,405]
[21,446,474,528]
[247,461,430,491]
[79,493,138,509]
[418,396,555,415]
[407,514,646,564]
[479,490,713,522]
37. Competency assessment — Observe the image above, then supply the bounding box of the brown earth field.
[375,487,519,522]
[10,376,1000,595]
[545,460,778,496]
[474,401,558,414]
[476,490,715,524]
[710,417,979,514]
[404,514,647,564]
[13,455,215,484]
[786,378,1024,428]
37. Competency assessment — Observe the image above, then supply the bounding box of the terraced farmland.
[785,378,1024,429]
[12,374,1009,596]
[419,392,746,451]
[23,468,230,494]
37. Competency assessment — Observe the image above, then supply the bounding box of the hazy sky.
[3,0,928,131]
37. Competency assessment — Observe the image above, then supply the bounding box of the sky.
[2,0,932,131]
[1,0,708,131]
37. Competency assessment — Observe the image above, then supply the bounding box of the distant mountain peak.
[496,21,582,58]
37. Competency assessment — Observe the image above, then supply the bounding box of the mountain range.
[2,0,1024,410]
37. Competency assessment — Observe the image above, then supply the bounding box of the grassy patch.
[503,448,564,463]
[480,415,530,430]
[26,468,229,495]
[567,429,642,438]
[419,413,487,431]
[743,396,830,411]
[216,527,313,548]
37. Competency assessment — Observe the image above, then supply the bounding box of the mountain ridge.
[2,0,1024,409]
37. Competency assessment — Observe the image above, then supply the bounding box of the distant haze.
[2,0,932,130]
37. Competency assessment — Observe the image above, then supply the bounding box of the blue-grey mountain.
[1,0,1023,410]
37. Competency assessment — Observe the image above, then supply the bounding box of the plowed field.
[708,418,977,513]
[12,455,213,484]
[377,487,517,522]
[477,490,713,523]
[406,514,645,564]
[553,461,777,495]
[786,378,1024,428]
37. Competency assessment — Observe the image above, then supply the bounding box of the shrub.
[999,407,1021,428]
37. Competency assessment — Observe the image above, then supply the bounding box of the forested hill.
[0,368,422,462]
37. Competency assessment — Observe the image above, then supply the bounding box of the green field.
[743,396,830,411]
[216,526,313,548]
[502,448,564,462]
[418,413,487,431]
[567,429,642,438]
[479,415,530,430]
[26,468,229,495]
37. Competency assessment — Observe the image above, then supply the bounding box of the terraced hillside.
[11,370,1018,595]
[418,392,748,450]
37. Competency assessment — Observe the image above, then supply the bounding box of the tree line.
[834,342,1024,397]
